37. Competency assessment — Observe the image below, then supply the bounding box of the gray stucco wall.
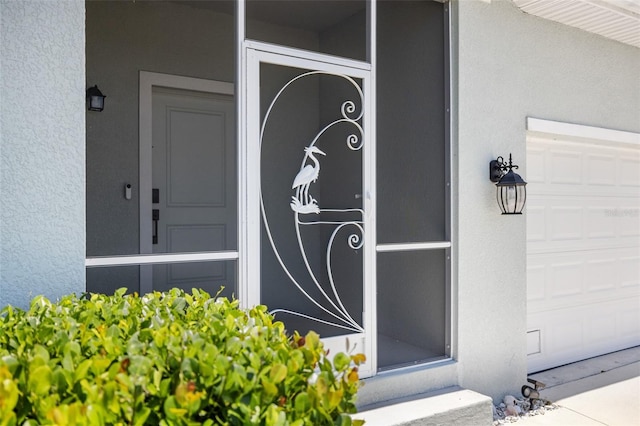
[454,0,640,401]
[0,0,85,309]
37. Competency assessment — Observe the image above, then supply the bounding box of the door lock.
[152,209,159,244]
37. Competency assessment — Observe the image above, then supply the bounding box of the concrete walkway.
[519,347,640,425]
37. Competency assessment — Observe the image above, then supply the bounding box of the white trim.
[86,251,239,267]
[375,356,455,376]
[527,117,640,146]
[244,40,371,72]
[244,47,262,308]
[444,0,455,363]
[246,48,370,79]
[376,242,452,253]
[237,0,250,309]
[365,0,377,376]
[139,71,234,96]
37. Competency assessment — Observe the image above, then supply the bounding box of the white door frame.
[242,42,376,376]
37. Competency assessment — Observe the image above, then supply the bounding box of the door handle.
[152,209,159,244]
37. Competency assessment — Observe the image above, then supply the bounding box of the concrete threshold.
[353,386,493,426]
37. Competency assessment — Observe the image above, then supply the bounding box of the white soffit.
[512,0,640,48]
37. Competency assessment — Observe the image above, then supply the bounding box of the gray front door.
[146,84,236,293]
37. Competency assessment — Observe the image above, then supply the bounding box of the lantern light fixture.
[489,153,527,215]
[86,85,106,112]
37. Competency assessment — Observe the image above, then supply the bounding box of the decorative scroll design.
[260,71,365,333]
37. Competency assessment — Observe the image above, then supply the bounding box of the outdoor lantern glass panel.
[86,85,105,111]
[489,154,527,215]
[496,169,527,214]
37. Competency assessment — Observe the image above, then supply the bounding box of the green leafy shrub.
[0,288,364,425]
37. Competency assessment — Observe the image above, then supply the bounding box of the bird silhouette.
[291,146,326,214]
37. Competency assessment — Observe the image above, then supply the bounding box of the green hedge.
[0,289,364,425]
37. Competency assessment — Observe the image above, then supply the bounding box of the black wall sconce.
[489,154,527,215]
[86,85,106,111]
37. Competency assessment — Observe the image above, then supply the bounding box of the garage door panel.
[586,207,616,239]
[550,207,583,241]
[527,148,546,183]
[528,247,639,314]
[617,210,640,237]
[618,307,640,340]
[549,318,583,353]
[527,196,640,253]
[527,132,640,373]
[549,150,583,184]
[619,156,640,187]
[529,185,640,198]
[586,153,616,186]
[526,206,546,242]
[526,264,546,301]
[528,136,640,193]
[584,258,617,292]
[585,312,616,347]
[550,261,584,297]
[527,297,640,372]
[620,256,640,287]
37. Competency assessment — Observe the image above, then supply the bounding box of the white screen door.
[245,45,375,375]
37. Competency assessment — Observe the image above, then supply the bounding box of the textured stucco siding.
[0,0,85,309]
[453,0,640,401]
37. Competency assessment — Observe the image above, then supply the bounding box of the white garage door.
[526,119,640,373]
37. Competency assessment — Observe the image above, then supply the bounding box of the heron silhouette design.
[290,146,326,214]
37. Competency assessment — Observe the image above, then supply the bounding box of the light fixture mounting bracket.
[490,154,519,182]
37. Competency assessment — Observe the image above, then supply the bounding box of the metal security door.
[245,45,375,376]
